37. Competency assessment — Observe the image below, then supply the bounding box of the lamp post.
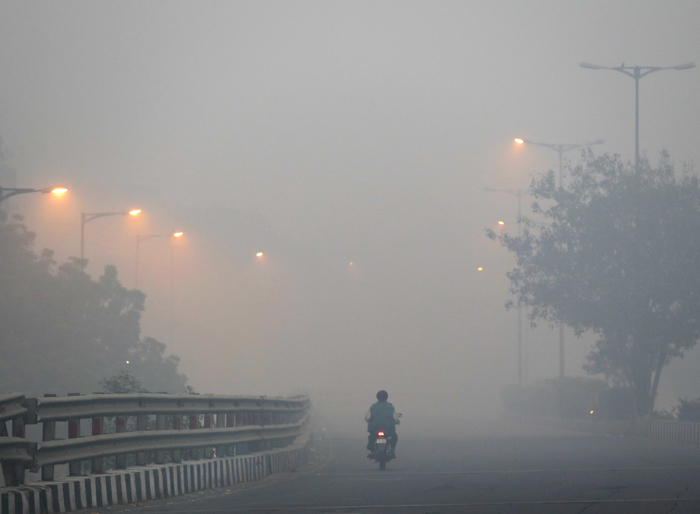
[0,186,67,205]
[514,138,603,378]
[580,61,695,172]
[515,138,604,187]
[485,187,528,387]
[81,210,141,263]
[135,232,183,288]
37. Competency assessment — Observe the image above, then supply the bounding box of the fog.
[1,1,699,437]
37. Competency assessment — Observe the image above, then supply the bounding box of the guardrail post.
[155,414,167,464]
[115,416,127,469]
[67,393,82,476]
[92,415,104,473]
[215,413,226,458]
[172,414,182,462]
[41,394,57,481]
[225,414,235,456]
[189,414,199,460]
[10,413,26,484]
[204,415,213,459]
[136,415,148,466]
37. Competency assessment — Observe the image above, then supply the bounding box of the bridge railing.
[0,393,310,486]
[0,393,35,487]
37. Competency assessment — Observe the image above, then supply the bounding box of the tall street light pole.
[580,61,695,172]
[514,138,603,378]
[485,187,528,387]
[0,186,67,205]
[81,210,141,264]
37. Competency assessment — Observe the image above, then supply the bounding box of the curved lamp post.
[135,231,183,288]
[0,186,67,204]
[514,138,604,186]
[580,61,695,172]
[80,209,141,262]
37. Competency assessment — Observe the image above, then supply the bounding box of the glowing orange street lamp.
[256,252,263,257]
[514,138,524,144]
[0,185,68,204]
[477,267,484,271]
[80,209,142,263]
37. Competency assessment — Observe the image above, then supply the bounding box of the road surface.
[108,420,700,513]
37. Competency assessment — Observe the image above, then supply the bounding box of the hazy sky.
[1,1,698,430]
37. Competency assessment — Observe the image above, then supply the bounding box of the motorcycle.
[371,429,394,470]
[370,414,401,470]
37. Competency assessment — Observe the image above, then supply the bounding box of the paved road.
[114,422,700,513]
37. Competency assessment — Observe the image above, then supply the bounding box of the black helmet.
[376,390,388,401]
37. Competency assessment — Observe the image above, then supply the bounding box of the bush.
[677,398,700,421]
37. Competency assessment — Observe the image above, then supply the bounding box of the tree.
[100,370,147,394]
[488,152,700,416]
[0,212,188,395]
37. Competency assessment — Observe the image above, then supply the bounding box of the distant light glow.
[51,187,68,195]
[126,360,130,364]
[349,262,353,266]
[129,209,141,216]
[498,221,505,225]
[173,232,183,237]
[590,410,594,414]
[256,252,263,257]
[477,267,484,271]
[514,138,524,144]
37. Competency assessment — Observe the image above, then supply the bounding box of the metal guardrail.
[0,392,310,487]
[28,394,309,423]
[0,393,27,424]
[0,438,35,464]
[35,415,307,468]
[0,393,30,488]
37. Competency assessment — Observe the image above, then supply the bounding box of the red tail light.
[378,431,385,436]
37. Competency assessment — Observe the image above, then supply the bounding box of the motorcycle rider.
[365,390,400,458]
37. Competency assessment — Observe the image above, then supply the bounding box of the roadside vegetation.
[0,211,188,395]
[490,152,700,417]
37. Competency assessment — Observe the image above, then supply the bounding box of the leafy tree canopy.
[489,152,700,416]
[0,212,188,395]
[100,370,147,394]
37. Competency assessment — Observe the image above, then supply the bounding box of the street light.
[514,138,604,187]
[0,186,68,204]
[485,187,529,387]
[80,209,141,263]
[514,137,602,379]
[579,61,695,172]
[135,232,183,288]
